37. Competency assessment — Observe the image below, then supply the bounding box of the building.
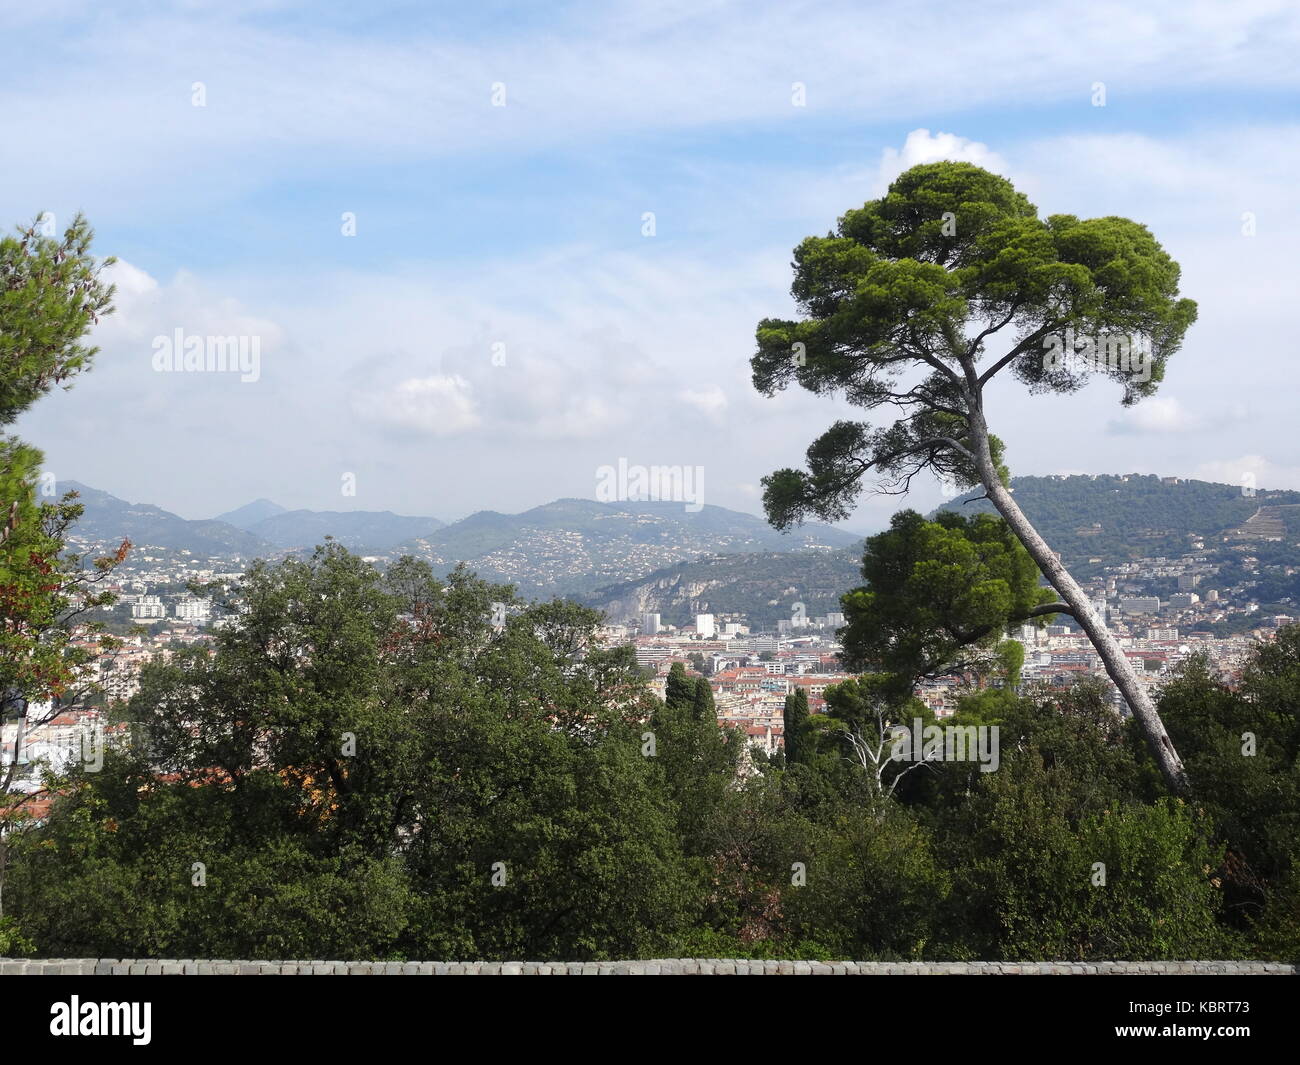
[634,645,671,667]
[695,614,716,639]
[174,596,212,623]
[640,613,662,635]
[1120,596,1161,615]
[131,595,166,620]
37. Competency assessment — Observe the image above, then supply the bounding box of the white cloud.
[1106,397,1251,436]
[873,129,1009,193]
[102,258,158,307]
[3,2,1299,211]
[1107,396,1197,434]
[1192,455,1300,493]
[680,385,728,419]
[353,375,480,437]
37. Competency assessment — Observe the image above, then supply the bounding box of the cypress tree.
[783,687,810,764]
[664,661,696,711]
[691,675,716,721]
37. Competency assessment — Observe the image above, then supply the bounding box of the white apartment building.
[174,596,212,623]
[131,595,166,620]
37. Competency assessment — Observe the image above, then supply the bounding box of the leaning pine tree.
[751,162,1197,796]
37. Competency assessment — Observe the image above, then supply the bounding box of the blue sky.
[6,0,1300,531]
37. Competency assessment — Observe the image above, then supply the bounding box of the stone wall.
[1,958,1294,975]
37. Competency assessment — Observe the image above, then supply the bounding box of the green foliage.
[2,214,127,923]
[1,214,121,708]
[1154,632,1300,952]
[0,214,115,425]
[782,688,811,764]
[664,661,696,710]
[8,540,1300,961]
[784,810,947,960]
[839,509,1056,685]
[9,548,705,960]
[0,914,34,956]
[946,760,1228,960]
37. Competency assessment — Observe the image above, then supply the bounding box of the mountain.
[214,499,288,529]
[61,482,270,558]
[392,498,861,596]
[246,510,445,553]
[581,547,864,630]
[936,474,1300,575]
[581,474,1300,628]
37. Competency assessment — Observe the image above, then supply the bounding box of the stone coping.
[0,959,1293,975]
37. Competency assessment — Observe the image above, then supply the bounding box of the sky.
[5,0,1299,532]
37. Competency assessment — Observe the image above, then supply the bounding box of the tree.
[1156,634,1300,948]
[1,215,124,923]
[691,674,716,721]
[11,546,699,960]
[664,661,696,710]
[823,675,937,810]
[783,687,811,764]
[840,508,1057,693]
[751,162,1196,794]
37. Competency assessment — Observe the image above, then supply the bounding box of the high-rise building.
[174,597,212,623]
[640,613,662,635]
[695,614,716,638]
[131,595,166,620]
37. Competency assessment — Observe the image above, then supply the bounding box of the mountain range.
[59,474,1300,615]
[57,482,860,594]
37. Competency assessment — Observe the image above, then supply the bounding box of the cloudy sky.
[6,0,1299,531]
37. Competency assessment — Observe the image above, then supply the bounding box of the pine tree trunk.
[966,414,1191,796]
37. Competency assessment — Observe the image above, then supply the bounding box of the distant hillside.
[247,509,445,553]
[56,485,854,588]
[581,547,864,630]
[64,476,1286,604]
[936,474,1300,574]
[580,474,1300,628]
[394,498,860,596]
[61,482,269,558]
[214,498,287,529]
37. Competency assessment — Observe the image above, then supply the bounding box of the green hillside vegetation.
[582,547,863,629]
[939,475,1300,574]
[401,498,858,561]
